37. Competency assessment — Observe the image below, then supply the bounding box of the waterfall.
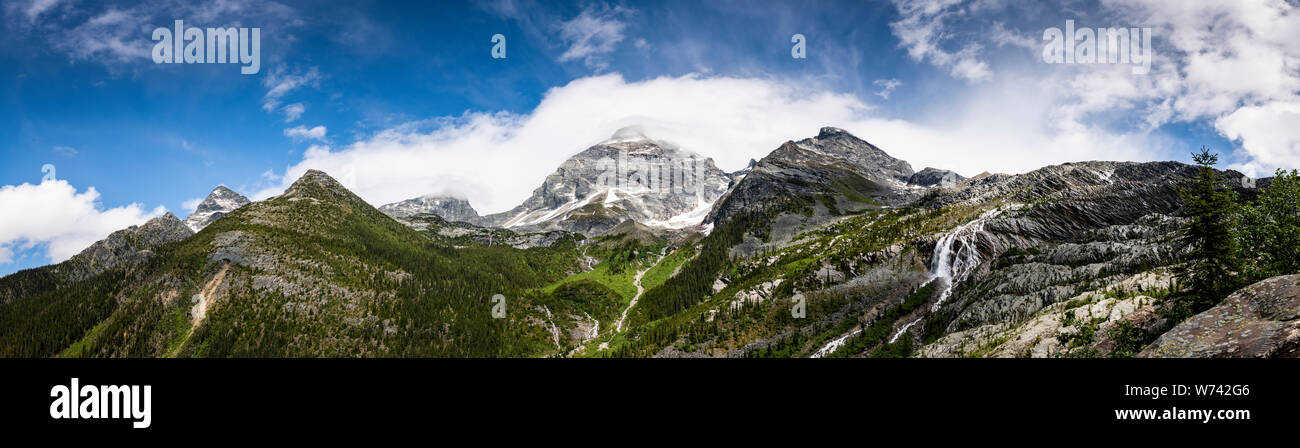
[810,329,860,358]
[889,318,922,343]
[929,207,1006,311]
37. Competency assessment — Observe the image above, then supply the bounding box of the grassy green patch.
[541,261,640,302]
[640,248,692,293]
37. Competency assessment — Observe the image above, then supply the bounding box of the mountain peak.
[279,169,373,210]
[210,185,237,195]
[379,195,484,224]
[817,126,850,139]
[605,125,651,143]
[286,169,345,195]
[484,134,731,234]
[297,169,338,185]
[185,185,250,232]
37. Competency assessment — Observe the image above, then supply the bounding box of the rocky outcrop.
[394,212,574,249]
[920,271,1171,358]
[379,195,485,225]
[1140,275,1300,358]
[908,167,965,188]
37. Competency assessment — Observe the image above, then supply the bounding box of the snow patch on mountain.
[184,186,250,232]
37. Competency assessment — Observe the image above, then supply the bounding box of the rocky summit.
[379,195,485,225]
[184,186,251,232]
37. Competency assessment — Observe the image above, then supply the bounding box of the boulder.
[1139,274,1300,358]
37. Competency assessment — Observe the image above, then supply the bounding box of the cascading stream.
[928,207,1009,311]
[810,206,1015,358]
[889,318,922,344]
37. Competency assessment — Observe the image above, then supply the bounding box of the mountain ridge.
[2,127,1290,359]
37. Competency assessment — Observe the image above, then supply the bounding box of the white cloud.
[282,103,305,123]
[11,0,297,73]
[889,0,992,83]
[252,73,1166,215]
[48,8,152,64]
[52,145,77,157]
[557,4,634,69]
[1098,0,1300,177]
[283,125,327,142]
[873,79,902,99]
[0,180,165,265]
[1216,101,1300,177]
[21,0,60,20]
[893,0,1300,175]
[182,197,204,214]
[263,67,321,112]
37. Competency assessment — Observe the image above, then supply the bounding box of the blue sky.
[2,0,1298,275]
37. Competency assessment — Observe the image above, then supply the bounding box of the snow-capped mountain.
[184,186,251,232]
[378,195,485,225]
[480,127,733,235]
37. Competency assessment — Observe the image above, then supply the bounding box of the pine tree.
[1176,147,1242,311]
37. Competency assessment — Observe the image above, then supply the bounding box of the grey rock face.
[920,162,1202,331]
[908,167,965,188]
[68,212,194,281]
[184,185,250,232]
[808,127,915,183]
[706,127,919,226]
[1140,274,1300,358]
[483,127,731,235]
[379,195,484,225]
[395,213,574,249]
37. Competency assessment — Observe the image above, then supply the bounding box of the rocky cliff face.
[706,127,921,227]
[1140,274,1300,358]
[920,161,1200,331]
[483,127,731,235]
[379,195,485,225]
[184,186,250,232]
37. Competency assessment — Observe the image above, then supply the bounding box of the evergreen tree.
[1242,169,1300,280]
[1176,147,1242,311]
